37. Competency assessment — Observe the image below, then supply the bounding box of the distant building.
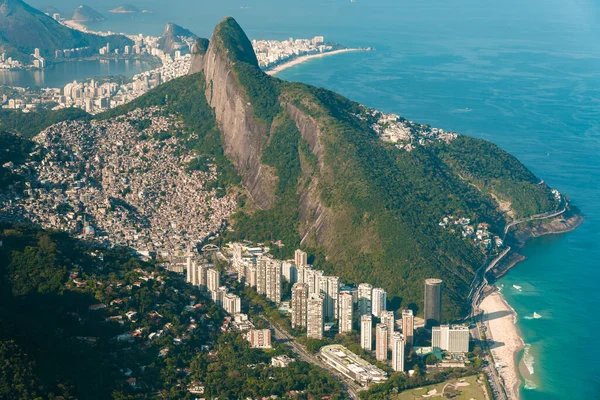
[424,278,443,328]
[371,287,387,317]
[223,293,241,314]
[358,283,373,316]
[361,314,373,351]
[338,292,353,334]
[291,282,309,329]
[207,268,220,294]
[271,355,295,367]
[282,261,297,283]
[320,345,388,386]
[375,323,388,361]
[323,276,340,319]
[402,309,414,346]
[391,332,405,372]
[247,329,272,348]
[294,249,307,267]
[432,324,469,353]
[257,256,281,302]
[380,310,395,349]
[307,293,325,339]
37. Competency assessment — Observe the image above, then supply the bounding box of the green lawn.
[393,374,488,400]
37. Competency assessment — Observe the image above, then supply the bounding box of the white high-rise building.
[256,256,269,296]
[295,249,307,267]
[375,323,388,361]
[291,282,309,329]
[402,309,414,346]
[432,325,469,353]
[380,310,395,349]
[361,315,373,351]
[265,259,282,303]
[358,283,373,316]
[321,276,340,319]
[196,264,208,288]
[282,261,297,283]
[391,332,405,372]
[207,268,220,294]
[371,287,387,317]
[307,293,325,339]
[186,257,193,283]
[338,292,353,334]
[223,293,241,314]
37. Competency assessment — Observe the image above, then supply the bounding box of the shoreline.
[265,48,368,76]
[480,290,523,400]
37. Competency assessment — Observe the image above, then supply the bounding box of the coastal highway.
[260,316,362,400]
[502,207,566,240]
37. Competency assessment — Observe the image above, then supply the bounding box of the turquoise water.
[0,59,152,88]
[31,0,600,397]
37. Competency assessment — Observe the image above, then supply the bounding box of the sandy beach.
[480,291,523,400]
[266,48,366,75]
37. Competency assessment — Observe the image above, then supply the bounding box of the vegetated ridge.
[186,17,567,320]
[0,0,132,61]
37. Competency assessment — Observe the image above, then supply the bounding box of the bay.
[0,58,152,88]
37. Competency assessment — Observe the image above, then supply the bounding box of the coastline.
[480,291,524,400]
[265,48,367,76]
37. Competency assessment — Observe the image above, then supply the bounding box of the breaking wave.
[523,344,535,375]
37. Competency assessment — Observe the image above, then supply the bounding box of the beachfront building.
[361,314,373,351]
[307,293,325,339]
[320,345,388,386]
[402,309,414,346]
[391,332,405,372]
[358,283,373,316]
[291,282,309,329]
[338,292,353,334]
[424,278,443,328]
[431,324,469,353]
[371,287,387,317]
[375,323,388,361]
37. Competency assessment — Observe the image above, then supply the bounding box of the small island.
[108,4,140,13]
[72,5,106,23]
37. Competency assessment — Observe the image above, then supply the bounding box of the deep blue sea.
[30,0,600,398]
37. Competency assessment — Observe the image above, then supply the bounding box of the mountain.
[71,4,105,22]
[186,17,568,319]
[157,22,197,55]
[0,0,132,61]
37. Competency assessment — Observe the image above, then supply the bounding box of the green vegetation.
[0,222,345,399]
[0,131,33,188]
[228,113,303,257]
[0,0,132,61]
[213,17,281,124]
[0,108,90,138]
[434,136,559,218]
[98,73,240,189]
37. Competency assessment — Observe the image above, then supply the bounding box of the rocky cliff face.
[188,17,279,210]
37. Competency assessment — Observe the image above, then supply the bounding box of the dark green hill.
[187,17,563,320]
[0,0,132,61]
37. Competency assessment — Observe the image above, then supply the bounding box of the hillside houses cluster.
[364,108,458,151]
[0,107,237,257]
[439,216,503,250]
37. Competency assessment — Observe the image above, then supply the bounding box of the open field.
[393,375,489,400]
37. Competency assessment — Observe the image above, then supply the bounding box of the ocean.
[28,0,600,398]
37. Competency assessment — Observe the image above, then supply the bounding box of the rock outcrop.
[189,17,278,209]
[157,22,197,56]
